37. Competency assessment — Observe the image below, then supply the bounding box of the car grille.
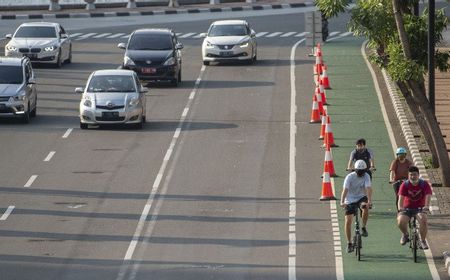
[96,116,125,122]
[135,60,163,67]
[96,105,125,110]
[0,97,10,102]
[217,45,235,50]
[18,48,41,53]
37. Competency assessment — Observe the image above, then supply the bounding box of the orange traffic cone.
[319,79,328,105]
[324,143,337,177]
[319,108,327,140]
[309,95,321,123]
[315,43,321,57]
[319,171,336,201]
[323,115,338,147]
[321,65,331,89]
[313,55,323,75]
[316,90,324,115]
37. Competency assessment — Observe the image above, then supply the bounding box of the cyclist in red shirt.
[397,166,432,250]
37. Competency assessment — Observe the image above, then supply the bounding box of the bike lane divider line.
[0,206,15,221]
[43,151,56,162]
[24,175,38,188]
[115,65,207,280]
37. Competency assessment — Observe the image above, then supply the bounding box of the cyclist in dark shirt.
[347,138,375,179]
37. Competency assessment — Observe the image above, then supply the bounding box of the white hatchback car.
[201,20,257,65]
[76,70,147,129]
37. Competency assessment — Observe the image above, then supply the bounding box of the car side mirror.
[175,42,183,50]
[27,77,36,85]
[140,86,148,93]
[199,33,207,38]
[117,43,126,49]
[250,29,256,37]
[75,87,84,94]
[5,34,12,39]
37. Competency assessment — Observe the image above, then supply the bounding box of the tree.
[315,0,450,186]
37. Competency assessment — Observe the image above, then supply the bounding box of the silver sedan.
[77,69,147,129]
[5,22,72,68]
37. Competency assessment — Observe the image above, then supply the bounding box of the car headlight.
[239,41,249,48]
[10,94,26,102]
[163,57,176,66]
[124,56,135,66]
[6,45,18,52]
[129,96,140,107]
[205,41,215,49]
[44,45,57,52]
[82,95,92,107]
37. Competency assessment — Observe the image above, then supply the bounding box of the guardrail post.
[168,0,180,8]
[209,0,220,4]
[49,0,61,11]
[84,0,96,10]
[127,0,137,9]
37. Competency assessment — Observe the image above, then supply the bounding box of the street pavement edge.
[0,2,313,20]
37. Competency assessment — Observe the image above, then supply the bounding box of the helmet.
[354,160,367,170]
[396,147,407,155]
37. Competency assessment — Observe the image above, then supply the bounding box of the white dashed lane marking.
[24,175,38,188]
[0,206,15,221]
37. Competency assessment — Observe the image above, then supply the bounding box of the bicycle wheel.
[412,232,418,263]
[355,234,361,261]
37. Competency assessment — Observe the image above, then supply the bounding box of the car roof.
[211,20,248,26]
[18,22,59,28]
[132,28,172,35]
[0,56,27,66]
[92,69,135,76]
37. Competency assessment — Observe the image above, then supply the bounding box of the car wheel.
[55,52,62,68]
[178,69,182,83]
[80,122,88,129]
[134,121,143,130]
[253,49,257,62]
[22,104,30,124]
[30,105,37,118]
[66,45,72,63]
[203,61,209,66]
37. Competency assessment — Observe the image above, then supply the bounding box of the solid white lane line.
[75,33,97,40]
[93,33,112,38]
[44,151,56,162]
[24,175,38,188]
[289,37,305,280]
[329,31,340,37]
[62,128,73,138]
[69,33,83,38]
[0,206,15,221]
[281,32,297,37]
[193,33,204,38]
[121,34,131,39]
[116,65,207,280]
[107,33,126,38]
[295,32,308,37]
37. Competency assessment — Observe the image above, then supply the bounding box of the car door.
[173,34,182,67]
[58,25,69,60]
[134,74,146,114]
[24,62,36,109]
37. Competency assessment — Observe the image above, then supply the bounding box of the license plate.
[102,111,119,118]
[25,54,37,59]
[220,51,233,56]
[142,67,156,74]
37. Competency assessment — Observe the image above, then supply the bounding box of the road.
[0,7,444,280]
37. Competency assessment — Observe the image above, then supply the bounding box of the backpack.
[353,149,371,169]
[403,179,425,189]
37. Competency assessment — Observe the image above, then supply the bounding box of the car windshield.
[87,75,136,93]
[127,33,173,51]
[0,66,23,84]
[14,26,57,38]
[208,24,248,37]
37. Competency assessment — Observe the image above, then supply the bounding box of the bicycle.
[347,202,369,261]
[404,207,425,263]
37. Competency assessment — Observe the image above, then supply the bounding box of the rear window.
[0,66,23,84]
[128,33,173,51]
[87,75,136,93]
[14,26,57,38]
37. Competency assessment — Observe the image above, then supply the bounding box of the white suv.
[0,56,37,123]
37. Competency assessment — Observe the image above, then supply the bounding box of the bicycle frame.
[405,208,423,263]
[350,204,363,261]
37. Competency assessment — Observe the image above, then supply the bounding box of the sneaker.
[419,240,429,250]
[361,227,368,237]
[347,243,354,253]
[400,234,410,245]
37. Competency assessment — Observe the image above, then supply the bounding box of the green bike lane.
[321,36,435,280]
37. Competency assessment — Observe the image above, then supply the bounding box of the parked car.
[0,56,37,123]
[76,69,147,129]
[5,22,72,68]
[201,19,257,65]
[118,28,183,86]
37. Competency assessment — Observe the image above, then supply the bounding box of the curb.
[0,2,312,20]
[444,251,450,277]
